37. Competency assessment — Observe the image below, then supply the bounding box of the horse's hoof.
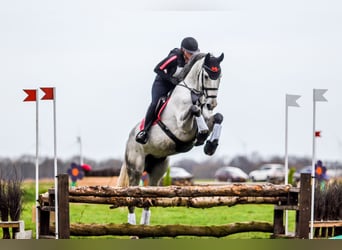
[130,236,139,239]
[204,139,218,155]
[194,131,209,146]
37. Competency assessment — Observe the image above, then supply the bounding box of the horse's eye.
[204,75,209,80]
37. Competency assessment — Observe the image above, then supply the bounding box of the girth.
[157,120,194,153]
[156,89,202,153]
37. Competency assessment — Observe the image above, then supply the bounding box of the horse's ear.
[218,53,224,63]
[204,53,211,64]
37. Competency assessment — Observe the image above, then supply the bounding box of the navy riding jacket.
[154,48,186,84]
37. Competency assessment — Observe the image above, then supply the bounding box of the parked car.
[293,165,312,183]
[214,166,249,182]
[169,167,194,185]
[249,163,285,183]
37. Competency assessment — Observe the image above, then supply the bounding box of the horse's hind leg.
[146,156,169,186]
[139,156,169,225]
[125,146,146,225]
[140,207,151,225]
[128,206,137,224]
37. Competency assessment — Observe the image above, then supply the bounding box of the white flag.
[286,94,301,107]
[314,89,328,102]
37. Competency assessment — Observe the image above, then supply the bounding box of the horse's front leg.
[189,105,208,131]
[125,152,145,225]
[182,105,210,146]
[204,113,223,155]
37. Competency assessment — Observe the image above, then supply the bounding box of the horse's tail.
[116,161,129,187]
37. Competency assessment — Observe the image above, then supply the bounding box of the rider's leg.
[135,103,156,144]
[136,79,173,144]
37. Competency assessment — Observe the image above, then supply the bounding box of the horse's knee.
[214,113,224,124]
[191,105,201,117]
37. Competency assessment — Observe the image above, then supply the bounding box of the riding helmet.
[181,37,200,54]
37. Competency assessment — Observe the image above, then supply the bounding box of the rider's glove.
[170,77,179,85]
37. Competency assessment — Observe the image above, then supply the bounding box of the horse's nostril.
[207,104,212,110]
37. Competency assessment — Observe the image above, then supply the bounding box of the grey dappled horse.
[117,52,224,225]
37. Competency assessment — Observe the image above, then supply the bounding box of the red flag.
[23,89,37,102]
[40,87,54,100]
[315,131,321,137]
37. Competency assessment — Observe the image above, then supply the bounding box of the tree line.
[0,153,341,180]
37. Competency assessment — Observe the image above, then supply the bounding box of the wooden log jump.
[70,221,274,238]
[67,183,292,208]
[69,183,292,198]
[69,195,288,208]
[38,173,314,239]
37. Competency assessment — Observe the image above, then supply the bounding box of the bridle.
[179,63,220,110]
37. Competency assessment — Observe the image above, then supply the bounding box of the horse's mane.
[178,52,206,81]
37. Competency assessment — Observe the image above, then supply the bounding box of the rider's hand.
[170,77,179,85]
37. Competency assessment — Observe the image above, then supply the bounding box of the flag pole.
[310,88,328,239]
[23,89,40,239]
[35,91,40,239]
[77,136,83,166]
[53,87,59,239]
[40,87,58,238]
[284,95,289,235]
[310,90,316,239]
[284,94,300,235]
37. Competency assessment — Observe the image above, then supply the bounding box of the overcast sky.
[1,0,342,165]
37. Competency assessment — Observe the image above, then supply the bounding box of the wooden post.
[296,173,311,239]
[273,209,285,235]
[57,174,70,239]
[38,189,54,238]
[38,209,50,237]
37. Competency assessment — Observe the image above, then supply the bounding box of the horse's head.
[178,52,224,116]
[201,53,224,111]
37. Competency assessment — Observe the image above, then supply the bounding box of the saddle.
[139,88,201,131]
[139,93,171,131]
[138,88,203,153]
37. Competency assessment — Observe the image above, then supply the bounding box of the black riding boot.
[135,104,156,144]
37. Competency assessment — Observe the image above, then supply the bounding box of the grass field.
[2,180,297,239]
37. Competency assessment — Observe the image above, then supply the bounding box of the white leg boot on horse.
[140,208,151,225]
[128,210,136,225]
[194,115,210,146]
[204,113,223,155]
[195,115,209,133]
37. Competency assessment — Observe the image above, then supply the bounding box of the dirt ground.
[76,176,118,186]
[24,176,119,186]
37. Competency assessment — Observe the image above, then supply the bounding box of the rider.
[135,37,200,144]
